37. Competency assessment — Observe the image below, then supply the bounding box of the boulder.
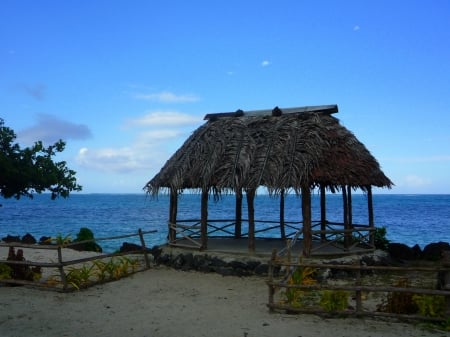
[21,233,37,244]
[119,242,143,253]
[39,236,52,245]
[2,235,21,243]
[388,242,416,260]
[422,242,450,261]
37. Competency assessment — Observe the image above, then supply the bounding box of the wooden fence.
[0,228,156,291]
[267,249,450,323]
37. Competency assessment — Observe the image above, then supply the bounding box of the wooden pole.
[57,246,68,290]
[280,189,286,239]
[355,259,362,316]
[367,186,375,246]
[320,185,326,242]
[168,188,178,243]
[246,188,256,252]
[301,185,312,257]
[138,228,151,269]
[201,188,209,250]
[268,248,277,312]
[342,186,350,249]
[347,185,353,229]
[235,188,242,239]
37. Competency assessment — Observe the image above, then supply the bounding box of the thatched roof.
[144,105,393,195]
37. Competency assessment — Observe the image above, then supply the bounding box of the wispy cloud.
[18,113,92,144]
[77,111,202,174]
[134,91,200,103]
[383,155,450,163]
[19,83,46,101]
[125,111,202,127]
[261,60,271,67]
[402,174,432,187]
[353,25,360,31]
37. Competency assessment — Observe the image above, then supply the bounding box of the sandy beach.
[0,246,448,337]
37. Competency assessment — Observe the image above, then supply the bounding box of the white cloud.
[76,142,167,174]
[261,60,271,67]
[126,111,202,127]
[77,110,202,174]
[402,174,432,187]
[134,91,200,103]
[18,113,92,144]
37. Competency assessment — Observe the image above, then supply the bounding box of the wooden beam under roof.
[204,104,338,120]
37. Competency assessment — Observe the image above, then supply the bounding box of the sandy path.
[0,266,446,337]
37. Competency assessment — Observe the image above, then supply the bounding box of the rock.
[119,242,143,253]
[422,242,450,261]
[215,266,234,276]
[246,260,261,271]
[2,235,21,243]
[171,254,185,269]
[21,233,37,244]
[411,244,422,259]
[182,253,194,270]
[229,260,248,270]
[39,236,52,245]
[254,263,269,275]
[388,242,416,260]
[150,246,162,260]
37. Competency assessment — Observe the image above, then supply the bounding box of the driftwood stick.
[138,228,151,269]
[57,246,68,290]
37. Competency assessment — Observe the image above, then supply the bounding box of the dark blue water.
[1,194,449,252]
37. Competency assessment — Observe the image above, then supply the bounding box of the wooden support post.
[246,188,256,252]
[301,185,312,257]
[138,228,151,269]
[169,188,178,243]
[367,186,375,246]
[320,185,326,242]
[201,189,208,250]
[235,188,242,239]
[280,189,286,240]
[57,246,68,290]
[347,186,353,229]
[342,186,350,249]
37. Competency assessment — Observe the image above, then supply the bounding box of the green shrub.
[374,227,390,250]
[73,227,102,252]
[0,263,12,280]
[319,290,349,312]
[412,294,446,318]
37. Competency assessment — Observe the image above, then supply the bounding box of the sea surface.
[1,193,449,252]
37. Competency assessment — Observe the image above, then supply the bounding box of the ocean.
[1,193,449,252]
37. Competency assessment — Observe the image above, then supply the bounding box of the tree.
[0,118,82,200]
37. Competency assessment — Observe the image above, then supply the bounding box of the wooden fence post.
[268,249,277,312]
[441,251,450,317]
[355,259,362,316]
[138,228,151,269]
[57,246,68,290]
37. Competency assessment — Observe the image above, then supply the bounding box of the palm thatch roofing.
[145,105,392,195]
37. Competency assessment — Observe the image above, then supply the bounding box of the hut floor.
[161,237,374,261]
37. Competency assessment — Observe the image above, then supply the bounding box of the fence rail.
[170,219,374,254]
[0,228,157,291]
[267,250,450,323]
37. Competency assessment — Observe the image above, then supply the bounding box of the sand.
[0,247,448,337]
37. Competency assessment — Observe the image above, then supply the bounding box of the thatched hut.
[144,105,393,256]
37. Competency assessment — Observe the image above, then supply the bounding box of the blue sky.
[1,1,449,194]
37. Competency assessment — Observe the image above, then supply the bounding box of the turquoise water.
[1,194,449,252]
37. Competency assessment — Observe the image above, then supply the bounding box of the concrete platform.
[163,237,374,260]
